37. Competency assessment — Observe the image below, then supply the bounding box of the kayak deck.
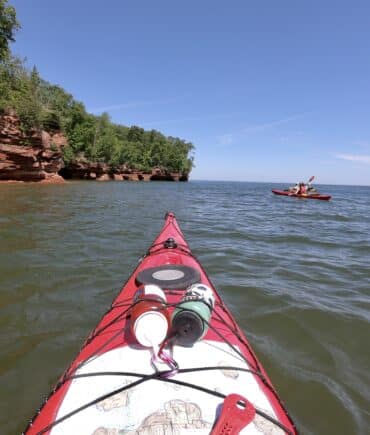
[25,213,297,435]
[272,189,331,200]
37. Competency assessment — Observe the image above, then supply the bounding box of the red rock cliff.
[0,113,189,182]
[0,113,66,182]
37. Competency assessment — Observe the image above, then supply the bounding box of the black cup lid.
[172,310,204,347]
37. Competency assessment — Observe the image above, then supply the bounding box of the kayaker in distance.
[298,182,307,194]
[289,176,316,194]
[290,182,307,194]
[273,176,331,200]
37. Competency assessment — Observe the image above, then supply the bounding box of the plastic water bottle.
[171,283,215,346]
[130,284,170,349]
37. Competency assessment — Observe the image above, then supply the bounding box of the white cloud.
[214,112,309,147]
[336,154,370,164]
[89,97,182,114]
[89,101,151,113]
[142,110,252,127]
[241,113,308,133]
[216,133,234,146]
[143,115,207,127]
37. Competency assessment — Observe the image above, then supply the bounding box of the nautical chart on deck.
[52,341,284,435]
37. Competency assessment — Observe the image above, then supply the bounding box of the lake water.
[0,180,369,434]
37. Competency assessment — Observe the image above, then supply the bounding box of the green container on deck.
[172,299,212,346]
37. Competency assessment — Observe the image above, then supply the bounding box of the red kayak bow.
[25,212,297,435]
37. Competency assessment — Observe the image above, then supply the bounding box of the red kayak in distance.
[272,189,331,201]
[24,212,297,435]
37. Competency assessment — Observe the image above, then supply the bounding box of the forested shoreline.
[0,0,194,180]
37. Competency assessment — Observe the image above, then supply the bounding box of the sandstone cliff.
[0,113,189,182]
[60,157,188,182]
[0,112,66,182]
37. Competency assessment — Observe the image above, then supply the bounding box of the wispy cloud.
[90,102,147,113]
[142,115,208,127]
[89,97,182,114]
[142,111,253,127]
[336,154,370,164]
[216,112,309,145]
[241,113,307,133]
[217,133,234,146]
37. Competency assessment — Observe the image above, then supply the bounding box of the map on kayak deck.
[52,342,284,435]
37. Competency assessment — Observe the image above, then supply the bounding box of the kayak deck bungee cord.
[24,212,297,435]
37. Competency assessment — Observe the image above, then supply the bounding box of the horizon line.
[189,178,370,187]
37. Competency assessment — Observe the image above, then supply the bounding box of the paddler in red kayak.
[298,182,307,194]
[290,176,315,194]
[291,181,307,194]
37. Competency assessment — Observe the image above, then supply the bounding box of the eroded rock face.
[0,113,189,182]
[0,113,66,182]
[60,160,189,182]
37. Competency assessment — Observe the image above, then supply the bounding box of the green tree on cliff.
[0,0,19,61]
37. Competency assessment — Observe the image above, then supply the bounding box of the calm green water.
[0,181,369,434]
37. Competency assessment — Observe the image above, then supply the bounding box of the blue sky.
[10,0,370,185]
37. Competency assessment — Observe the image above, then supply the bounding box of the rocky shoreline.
[0,113,188,183]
